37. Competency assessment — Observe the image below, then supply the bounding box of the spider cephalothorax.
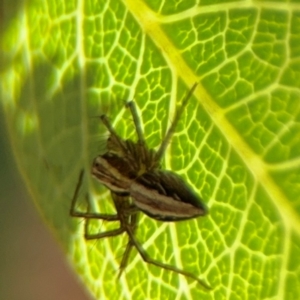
[71,83,211,289]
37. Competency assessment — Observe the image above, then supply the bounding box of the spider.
[70,83,211,290]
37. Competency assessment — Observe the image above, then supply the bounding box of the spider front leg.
[70,170,120,221]
[83,191,126,240]
[99,114,127,154]
[126,101,145,146]
[125,225,212,290]
[155,82,198,162]
[126,100,157,168]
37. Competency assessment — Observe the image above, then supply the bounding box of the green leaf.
[1,1,300,299]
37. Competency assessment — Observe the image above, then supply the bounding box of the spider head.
[91,154,134,194]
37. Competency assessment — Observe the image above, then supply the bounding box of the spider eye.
[92,156,102,168]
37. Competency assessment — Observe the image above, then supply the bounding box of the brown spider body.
[70,83,211,290]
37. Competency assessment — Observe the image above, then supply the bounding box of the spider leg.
[100,114,128,153]
[70,170,119,221]
[83,191,125,239]
[126,101,151,165]
[83,192,138,275]
[155,83,198,162]
[117,212,138,278]
[125,225,212,290]
[110,192,139,277]
[70,169,85,215]
[126,101,145,146]
[84,227,125,240]
[72,208,119,221]
[118,240,134,278]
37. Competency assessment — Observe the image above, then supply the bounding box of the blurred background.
[0,107,91,300]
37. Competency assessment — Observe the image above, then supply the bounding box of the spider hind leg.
[125,225,212,290]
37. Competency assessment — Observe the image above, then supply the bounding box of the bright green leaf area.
[1,0,300,299]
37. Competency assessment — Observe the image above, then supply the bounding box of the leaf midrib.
[124,0,299,230]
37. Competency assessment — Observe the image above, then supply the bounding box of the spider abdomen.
[130,170,208,221]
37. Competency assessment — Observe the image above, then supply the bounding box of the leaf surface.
[1,0,300,299]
